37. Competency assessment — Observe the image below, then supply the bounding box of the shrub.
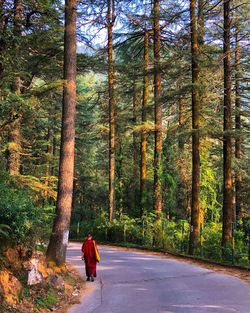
[0,171,54,247]
[69,212,249,266]
[202,222,222,261]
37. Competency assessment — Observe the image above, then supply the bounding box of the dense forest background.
[0,0,249,265]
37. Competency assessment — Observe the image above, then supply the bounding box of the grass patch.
[34,291,58,310]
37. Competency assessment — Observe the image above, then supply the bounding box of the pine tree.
[189,0,201,255]
[140,29,149,216]
[222,0,233,252]
[153,0,162,219]
[107,0,116,222]
[46,0,77,265]
[234,15,242,222]
[7,0,23,176]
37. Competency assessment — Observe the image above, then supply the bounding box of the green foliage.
[161,219,190,253]
[34,291,58,310]
[0,171,54,247]
[0,224,11,238]
[202,223,222,260]
[0,0,249,269]
[141,212,157,246]
[200,144,221,223]
[71,214,250,266]
[19,287,31,301]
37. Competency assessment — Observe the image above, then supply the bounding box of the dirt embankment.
[0,245,84,313]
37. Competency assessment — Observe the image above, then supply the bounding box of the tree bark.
[189,0,201,255]
[51,132,57,176]
[197,0,205,227]
[0,0,5,89]
[176,92,188,218]
[107,0,116,222]
[7,117,21,175]
[132,78,140,212]
[46,0,77,265]
[44,128,53,200]
[222,0,233,251]
[7,0,22,176]
[234,16,242,223]
[178,94,184,149]
[140,30,149,216]
[133,79,138,180]
[153,0,162,219]
[117,137,123,214]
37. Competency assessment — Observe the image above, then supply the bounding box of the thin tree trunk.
[198,0,205,227]
[107,0,116,222]
[234,16,242,223]
[132,78,139,211]
[176,92,187,218]
[140,30,149,216]
[117,137,123,214]
[7,0,22,176]
[44,128,53,200]
[153,0,162,219]
[0,0,5,90]
[46,0,77,265]
[222,0,233,251]
[51,132,57,176]
[178,94,184,149]
[7,117,21,175]
[133,79,138,181]
[189,0,201,255]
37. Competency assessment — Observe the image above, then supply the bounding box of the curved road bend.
[67,242,250,313]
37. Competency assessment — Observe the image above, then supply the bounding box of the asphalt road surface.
[67,242,250,313]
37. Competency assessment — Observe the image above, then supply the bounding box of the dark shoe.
[90,276,94,282]
[87,277,90,281]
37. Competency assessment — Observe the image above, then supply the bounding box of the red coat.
[82,239,97,277]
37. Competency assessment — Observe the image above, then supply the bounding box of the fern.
[0,224,11,237]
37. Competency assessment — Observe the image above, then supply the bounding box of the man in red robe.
[81,234,98,281]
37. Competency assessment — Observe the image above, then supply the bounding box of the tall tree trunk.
[132,78,139,212]
[0,0,5,90]
[140,30,149,216]
[133,79,138,180]
[178,94,184,149]
[7,0,22,176]
[107,0,116,222]
[117,137,123,214]
[46,0,77,265]
[222,0,233,251]
[234,16,242,223]
[189,0,201,255]
[197,0,205,227]
[176,92,188,219]
[153,0,162,219]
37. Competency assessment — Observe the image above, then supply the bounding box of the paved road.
[67,242,250,313]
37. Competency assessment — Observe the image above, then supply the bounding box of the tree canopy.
[0,0,249,265]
